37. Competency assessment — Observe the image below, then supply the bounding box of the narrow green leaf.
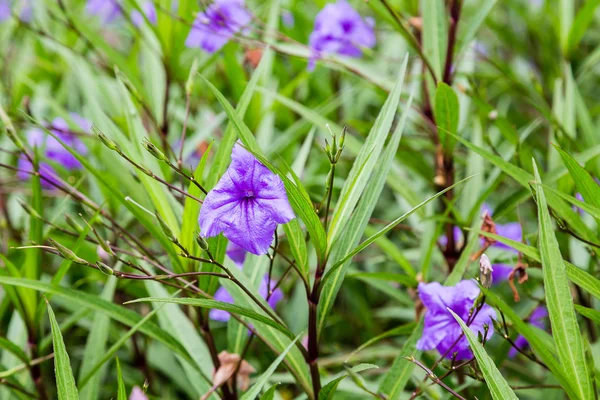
[422,0,447,79]
[47,301,78,400]
[567,0,600,56]
[532,161,593,400]
[0,337,29,365]
[319,375,347,400]
[574,305,600,324]
[378,320,423,399]
[240,335,300,400]
[126,297,295,341]
[434,82,459,152]
[283,219,309,277]
[116,358,126,400]
[258,384,279,400]
[449,309,518,400]
[554,145,600,209]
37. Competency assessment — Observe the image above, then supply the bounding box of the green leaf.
[574,305,600,324]
[240,335,300,400]
[47,301,78,400]
[327,55,408,249]
[345,323,416,363]
[126,297,295,341]
[0,277,194,366]
[532,161,593,400]
[434,82,459,152]
[448,309,517,400]
[422,0,447,79]
[258,384,279,400]
[0,337,29,365]
[455,0,499,58]
[378,320,422,399]
[318,375,347,400]
[567,0,600,56]
[116,358,126,400]
[554,145,600,209]
[283,219,309,278]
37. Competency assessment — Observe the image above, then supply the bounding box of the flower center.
[244,190,255,199]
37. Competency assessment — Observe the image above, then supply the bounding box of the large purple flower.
[308,0,375,70]
[417,280,496,360]
[86,0,121,23]
[131,1,157,27]
[198,143,294,255]
[185,0,252,53]
[210,275,283,322]
[509,306,547,357]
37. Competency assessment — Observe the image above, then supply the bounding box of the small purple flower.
[131,1,157,27]
[509,306,547,357]
[46,117,89,169]
[226,241,247,268]
[18,0,32,22]
[86,0,121,23]
[198,143,294,255]
[281,10,294,28]
[417,280,496,360]
[210,275,282,322]
[308,0,376,70]
[129,386,148,400]
[438,226,463,248]
[491,263,513,283]
[492,222,522,252]
[185,0,252,54]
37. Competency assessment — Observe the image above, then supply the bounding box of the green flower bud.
[96,261,114,276]
[48,238,88,265]
[196,233,210,251]
[143,139,169,162]
[5,127,24,151]
[93,126,120,152]
[155,212,176,242]
[17,198,42,220]
[64,214,84,234]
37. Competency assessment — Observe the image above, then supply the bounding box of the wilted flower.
[87,0,121,23]
[185,0,252,53]
[308,0,375,70]
[509,306,547,357]
[479,254,493,288]
[131,1,157,27]
[198,143,294,255]
[417,280,496,360]
[210,275,282,322]
[129,386,148,400]
[480,204,522,252]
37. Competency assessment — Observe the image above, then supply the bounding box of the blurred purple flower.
[308,0,375,70]
[281,10,294,28]
[491,263,512,283]
[129,386,148,400]
[417,280,496,360]
[198,143,294,255]
[87,0,121,23]
[17,157,60,189]
[45,117,89,169]
[438,226,463,248]
[226,241,247,268]
[131,1,157,27]
[210,275,282,322]
[185,0,252,53]
[509,306,547,357]
[492,222,522,252]
[0,1,10,22]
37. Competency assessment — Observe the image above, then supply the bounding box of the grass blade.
[46,301,78,400]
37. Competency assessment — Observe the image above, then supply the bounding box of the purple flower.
[438,226,463,248]
[281,10,294,28]
[210,275,282,322]
[198,143,294,255]
[17,157,60,189]
[131,1,157,27]
[129,386,148,400]
[308,0,376,70]
[86,0,121,23]
[46,117,89,169]
[492,222,522,252]
[0,1,10,22]
[185,0,252,53]
[226,241,247,268]
[18,0,32,22]
[509,306,547,357]
[491,263,513,283]
[417,280,496,360]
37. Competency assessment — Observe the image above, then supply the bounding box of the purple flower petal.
[199,143,294,255]
[508,306,547,358]
[185,0,252,53]
[87,0,121,23]
[417,280,496,360]
[493,222,522,252]
[210,286,234,321]
[491,263,513,283]
[226,241,247,268]
[308,0,375,69]
[17,156,60,189]
[0,1,10,22]
[129,386,148,400]
[131,1,157,27]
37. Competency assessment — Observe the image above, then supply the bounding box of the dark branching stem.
[406,356,467,400]
[442,0,463,85]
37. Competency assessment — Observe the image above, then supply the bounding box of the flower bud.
[5,127,24,151]
[65,214,84,234]
[17,198,42,220]
[94,126,120,152]
[479,254,493,288]
[155,212,176,242]
[196,233,210,251]
[48,238,88,265]
[143,139,169,162]
[96,261,114,276]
